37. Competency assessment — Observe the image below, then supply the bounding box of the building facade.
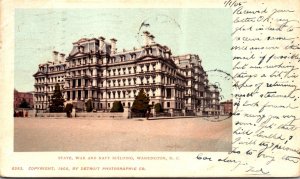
[220,99,233,115]
[33,32,220,115]
[14,89,34,109]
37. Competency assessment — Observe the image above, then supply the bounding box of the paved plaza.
[14,116,232,151]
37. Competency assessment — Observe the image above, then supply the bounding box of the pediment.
[74,53,85,57]
[70,51,87,58]
[33,71,45,77]
[136,56,157,62]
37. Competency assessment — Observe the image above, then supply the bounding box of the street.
[14,117,232,151]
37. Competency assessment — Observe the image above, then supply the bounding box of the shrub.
[131,89,150,116]
[19,98,30,108]
[110,101,124,112]
[154,103,163,113]
[49,83,65,112]
[85,99,93,112]
[65,103,73,117]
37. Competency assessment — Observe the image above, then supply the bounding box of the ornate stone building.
[33,52,66,111]
[33,31,220,115]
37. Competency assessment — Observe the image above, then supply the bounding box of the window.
[167,102,170,108]
[121,56,125,62]
[166,89,171,98]
[78,90,81,99]
[85,90,88,98]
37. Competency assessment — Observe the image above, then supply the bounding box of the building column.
[149,90,153,97]
[88,90,92,99]
[81,90,84,100]
[157,74,162,84]
[93,79,97,87]
[137,65,141,73]
[130,91,134,98]
[149,76,153,84]
[149,64,153,71]
[182,108,186,116]
[170,108,174,117]
[81,79,85,87]
[137,78,141,85]
[93,68,97,76]
[75,90,78,100]
[155,88,161,97]
[171,89,175,99]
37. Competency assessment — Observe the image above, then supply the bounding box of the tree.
[65,103,73,117]
[85,99,93,112]
[131,89,150,116]
[49,83,65,112]
[154,103,163,113]
[19,98,30,108]
[110,101,124,112]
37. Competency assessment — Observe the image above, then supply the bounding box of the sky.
[15,8,232,101]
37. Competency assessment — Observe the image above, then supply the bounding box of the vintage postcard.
[0,0,300,177]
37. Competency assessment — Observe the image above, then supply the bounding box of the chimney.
[110,38,117,54]
[99,36,105,51]
[148,34,155,45]
[52,51,58,62]
[59,53,65,62]
[143,31,150,46]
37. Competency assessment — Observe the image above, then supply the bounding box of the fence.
[35,112,125,119]
[155,112,171,117]
[186,111,196,116]
[36,113,66,117]
[76,112,125,119]
[14,109,35,117]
